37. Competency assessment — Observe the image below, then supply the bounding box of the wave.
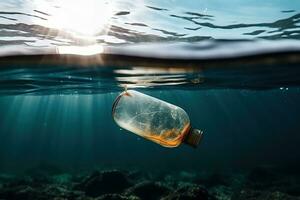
[0,40,299,94]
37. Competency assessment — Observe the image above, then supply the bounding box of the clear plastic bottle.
[112,90,203,148]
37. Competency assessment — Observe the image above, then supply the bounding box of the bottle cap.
[183,129,203,148]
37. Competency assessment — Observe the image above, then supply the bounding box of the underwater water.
[0,0,300,200]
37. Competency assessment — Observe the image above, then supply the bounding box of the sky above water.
[0,0,299,47]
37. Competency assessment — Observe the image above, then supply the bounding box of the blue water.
[0,89,300,171]
[0,1,300,200]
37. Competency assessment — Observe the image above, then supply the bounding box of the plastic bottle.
[112,90,203,148]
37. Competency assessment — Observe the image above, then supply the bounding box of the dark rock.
[209,185,233,200]
[42,185,71,198]
[3,174,50,188]
[42,185,86,199]
[0,185,41,200]
[235,189,300,200]
[283,184,300,196]
[74,170,132,197]
[3,176,34,188]
[80,171,101,186]
[95,193,140,200]
[1,168,299,200]
[0,176,86,200]
[163,183,211,200]
[127,171,150,183]
[126,181,171,200]
[263,191,300,200]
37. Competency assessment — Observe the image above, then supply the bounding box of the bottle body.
[112,90,191,147]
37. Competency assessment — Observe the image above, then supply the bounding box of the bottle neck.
[183,128,203,148]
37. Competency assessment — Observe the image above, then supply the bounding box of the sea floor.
[0,165,299,200]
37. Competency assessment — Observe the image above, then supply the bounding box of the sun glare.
[42,0,114,37]
[57,44,104,56]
